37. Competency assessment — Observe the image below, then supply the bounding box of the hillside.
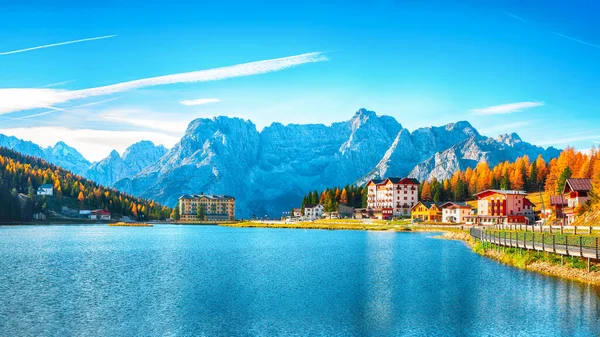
[0,109,562,218]
[0,147,172,222]
[113,109,559,218]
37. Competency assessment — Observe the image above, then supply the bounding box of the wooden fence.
[470,227,600,260]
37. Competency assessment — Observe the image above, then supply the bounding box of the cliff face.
[112,109,559,218]
[85,141,167,187]
[1,109,560,218]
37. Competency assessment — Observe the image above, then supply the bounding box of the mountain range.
[0,109,560,218]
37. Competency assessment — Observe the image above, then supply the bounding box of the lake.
[0,225,599,336]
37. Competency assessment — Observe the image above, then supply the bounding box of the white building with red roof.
[466,189,534,225]
[366,177,420,219]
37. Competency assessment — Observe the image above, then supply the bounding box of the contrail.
[0,35,116,55]
[0,52,328,114]
[65,52,328,100]
[555,33,600,49]
[6,97,119,121]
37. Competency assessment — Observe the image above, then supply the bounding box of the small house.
[411,202,444,222]
[36,184,53,196]
[549,195,567,223]
[440,202,473,223]
[304,204,324,219]
[292,208,303,217]
[90,209,111,220]
[338,204,355,218]
[562,178,592,225]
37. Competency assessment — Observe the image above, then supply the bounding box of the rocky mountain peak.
[0,108,562,219]
[497,132,523,146]
[445,121,479,136]
[108,150,121,159]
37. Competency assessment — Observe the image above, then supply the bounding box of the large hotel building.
[366,177,420,219]
[178,193,236,221]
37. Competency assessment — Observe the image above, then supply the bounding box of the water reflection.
[0,226,598,336]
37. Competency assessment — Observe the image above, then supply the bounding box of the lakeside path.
[221,220,600,287]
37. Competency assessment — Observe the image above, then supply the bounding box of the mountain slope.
[408,133,560,182]
[0,146,171,222]
[116,109,560,218]
[0,135,90,176]
[86,141,167,186]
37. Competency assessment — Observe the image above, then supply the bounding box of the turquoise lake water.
[0,225,599,336]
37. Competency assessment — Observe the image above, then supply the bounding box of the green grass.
[474,241,599,271]
[486,229,600,249]
[223,219,464,232]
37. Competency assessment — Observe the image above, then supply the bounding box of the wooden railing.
[470,228,600,260]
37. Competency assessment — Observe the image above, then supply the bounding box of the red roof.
[378,177,420,185]
[563,178,592,193]
[550,196,567,206]
[475,189,527,198]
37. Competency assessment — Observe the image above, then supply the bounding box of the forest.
[0,147,172,222]
[299,147,600,213]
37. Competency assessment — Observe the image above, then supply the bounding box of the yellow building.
[411,202,443,222]
[178,193,235,221]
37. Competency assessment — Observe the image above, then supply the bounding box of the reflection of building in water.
[364,232,395,328]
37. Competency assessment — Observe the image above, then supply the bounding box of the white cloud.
[180,98,220,106]
[97,108,190,133]
[535,135,600,146]
[0,35,116,56]
[471,101,544,115]
[0,126,178,162]
[0,52,328,115]
[0,88,68,114]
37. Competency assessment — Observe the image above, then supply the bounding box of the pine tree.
[433,189,441,203]
[556,166,572,194]
[311,190,319,204]
[197,205,205,221]
[529,161,538,191]
[500,173,511,190]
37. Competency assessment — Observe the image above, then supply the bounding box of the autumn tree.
[421,181,432,201]
[339,189,348,205]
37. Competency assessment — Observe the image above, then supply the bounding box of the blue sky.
[0,0,598,161]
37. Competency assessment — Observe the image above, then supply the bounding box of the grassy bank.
[221,220,468,233]
[472,240,600,285]
[108,222,153,227]
[485,229,600,248]
[221,220,409,231]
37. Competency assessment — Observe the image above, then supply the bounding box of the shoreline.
[3,219,599,287]
[437,231,600,286]
[223,221,600,287]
